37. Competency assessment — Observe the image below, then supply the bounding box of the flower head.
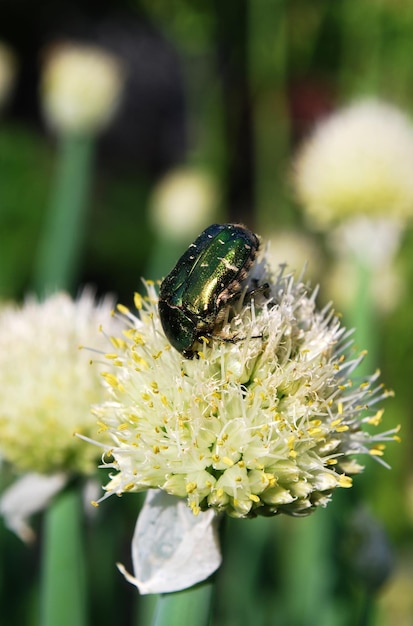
[92,260,396,519]
[41,42,124,135]
[0,291,116,475]
[294,99,413,229]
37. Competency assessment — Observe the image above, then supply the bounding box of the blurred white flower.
[265,230,322,283]
[294,99,413,229]
[0,291,118,540]
[150,168,218,241]
[0,291,116,475]
[41,42,124,135]
[326,258,404,315]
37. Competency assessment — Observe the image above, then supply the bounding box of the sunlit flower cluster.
[0,291,116,475]
[294,99,413,229]
[92,261,396,519]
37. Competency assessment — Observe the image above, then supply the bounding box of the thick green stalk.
[280,512,337,626]
[151,581,214,626]
[349,259,377,377]
[249,0,290,231]
[32,133,94,295]
[146,235,189,282]
[339,0,382,96]
[40,486,87,626]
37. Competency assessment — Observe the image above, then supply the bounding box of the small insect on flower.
[158,223,260,357]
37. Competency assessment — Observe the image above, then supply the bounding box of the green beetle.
[158,223,260,358]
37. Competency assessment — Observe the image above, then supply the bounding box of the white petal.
[0,472,67,542]
[118,490,222,594]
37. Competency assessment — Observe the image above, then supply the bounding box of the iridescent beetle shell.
[158,223,260,357]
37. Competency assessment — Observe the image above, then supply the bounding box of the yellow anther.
[336,425,349,433]
[112,336,128,350]
[102,372,119,388]
[117,303,130,315]
[338,475,353,488]
[190,503,201,516]
[134,292,143,310]
[367,409,384,426]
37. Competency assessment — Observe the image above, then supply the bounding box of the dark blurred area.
[0,0,187,173]
[0,0,189,301]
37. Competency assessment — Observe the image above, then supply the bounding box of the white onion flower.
[92,261,396,520]
[0,291,117,540]
[84,250,398,593]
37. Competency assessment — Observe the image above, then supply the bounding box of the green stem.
[249,0,290,231]
[339,0,383,96]
[350,258,376,377]
[40,486,87,626]
[151,580,214,626]
[357,590,375,626]
[146,235,188,282]
[280,512,337,626]
[32,133,94,295]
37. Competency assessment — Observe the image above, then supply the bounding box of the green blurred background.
[1,1,412,624]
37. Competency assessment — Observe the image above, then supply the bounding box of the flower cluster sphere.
[95,261,396,519]
[0,292,116,475]
[294,100,413,229]
[41,42,124,135]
